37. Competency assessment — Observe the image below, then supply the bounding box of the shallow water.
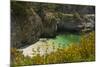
[48,33,81,48]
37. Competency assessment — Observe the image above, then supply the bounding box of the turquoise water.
[48,34,81,48]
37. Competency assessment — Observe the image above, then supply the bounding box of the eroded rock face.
[11,2,57,48]
[57,14,95,33]
[40,12,57,38]
[11,2,95,48]
[11,7,43,48]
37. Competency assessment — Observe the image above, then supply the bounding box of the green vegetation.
[11,1,95,67]
[11,32,95,66]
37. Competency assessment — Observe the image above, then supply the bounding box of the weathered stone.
[11,7,43,48]
[11,2,95,48]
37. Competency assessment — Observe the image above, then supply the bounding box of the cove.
[46,33,81,48]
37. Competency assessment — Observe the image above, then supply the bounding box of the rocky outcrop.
[40,12,57,38]
[11,2,57,48]
[11,3,43,48]
[11,1,95,48]
[56,13,95,33]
